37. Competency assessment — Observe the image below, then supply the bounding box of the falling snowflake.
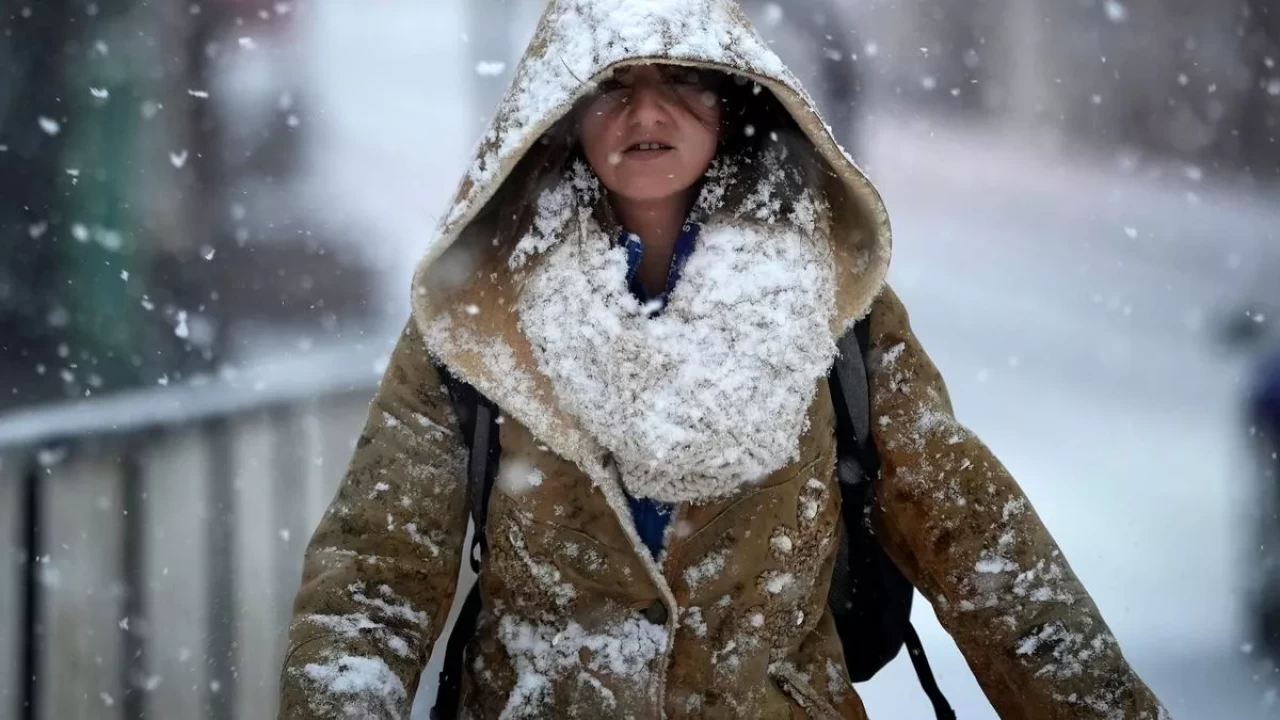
[175,311,190,340]
[188,89,210,98]
[238,37,257,50]
[90,87,110,99]
[761,2,783,26]
[95,227,123,251]
[38,116,61,136]
[1123,227,1138,239]
[1103,0,1128,22]
[169,150,189,168]
[475,61,507,77]
[37,447,68,468]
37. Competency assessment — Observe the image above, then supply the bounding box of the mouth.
[624,141,675,155]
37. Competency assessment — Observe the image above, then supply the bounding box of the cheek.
[577,107,615,168]
[686,110,721,168]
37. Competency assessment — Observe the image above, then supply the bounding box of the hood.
[409,0,892,486]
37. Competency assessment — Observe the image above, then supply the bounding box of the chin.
[612,177,699,204]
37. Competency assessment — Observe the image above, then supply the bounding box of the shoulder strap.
[433,366,498,719]
[437,366,500,570]
[467,400,499,564]
[828,317,955,720]
[829,318,876,474]
[440,368,499,566]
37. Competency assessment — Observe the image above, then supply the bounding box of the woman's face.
[577,64,722,203]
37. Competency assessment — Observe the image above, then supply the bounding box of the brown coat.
[280,1,1168,718]
[280,289,1167,719]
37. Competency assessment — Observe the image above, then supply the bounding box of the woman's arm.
[867,286,1169,719]
[278,321,470,719]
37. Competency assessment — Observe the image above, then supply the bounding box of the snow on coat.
[278,1,1169,718]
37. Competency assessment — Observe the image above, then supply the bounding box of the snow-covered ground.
[297,2,1280,716]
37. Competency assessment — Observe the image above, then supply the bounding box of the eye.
[675,71,702,86]
[595,78,630,99]
[661,67,701,87]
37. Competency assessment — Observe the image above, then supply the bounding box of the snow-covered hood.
[409,0,892,482]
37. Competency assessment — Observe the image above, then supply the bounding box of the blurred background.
[2,0,1279,717]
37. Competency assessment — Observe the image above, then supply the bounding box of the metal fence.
[0,345,385,720]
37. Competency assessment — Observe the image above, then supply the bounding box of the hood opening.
[419,62,886,337]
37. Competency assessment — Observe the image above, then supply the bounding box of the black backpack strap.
[467,398,500,566]
[904,624,957,720]
[438,367,501,570]
[828,318,954,720]
[830,319,876,472]
[433,366,500,719]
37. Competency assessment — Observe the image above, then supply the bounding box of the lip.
[624,139,675,151]
[620,140,676,162]
[622,147,675,161]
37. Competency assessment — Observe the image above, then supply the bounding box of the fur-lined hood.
[409,0,891,483]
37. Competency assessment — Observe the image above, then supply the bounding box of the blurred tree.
[0,0,142,409]
[0,0,373,414]
[1238,0,1280,179]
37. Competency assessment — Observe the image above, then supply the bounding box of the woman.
[279,1,1167,718]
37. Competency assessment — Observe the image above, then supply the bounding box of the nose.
[626,81,670,128]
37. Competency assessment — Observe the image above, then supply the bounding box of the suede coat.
[279,1,1168,718]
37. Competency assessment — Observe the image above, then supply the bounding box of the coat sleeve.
[278,321,470,719]
[866,286,1169,719]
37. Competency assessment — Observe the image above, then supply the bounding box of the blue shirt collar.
[621,220,701,310]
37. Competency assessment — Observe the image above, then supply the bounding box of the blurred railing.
[0,344,388,720]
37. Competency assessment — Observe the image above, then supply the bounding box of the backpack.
[432,317,955,719]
